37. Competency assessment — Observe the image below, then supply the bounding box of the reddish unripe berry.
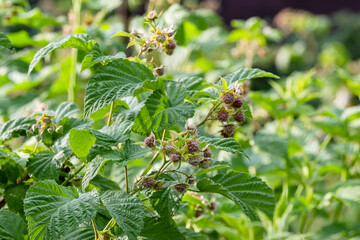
[200,160,210,169]
[166,39,177,50]
[232,97,243,108]
[142,178,155,189]
[221,125,236,138]
[208,202,216,211]
[222,93,234,104]
[217,110,229,122]
[144,134,155,148]
[174,183,188,193]
[154,181,163,191]
[234,111,245,123]
[189,156,201,166]
[187,140,199,152]
[170,152,182,163]
[203,148,212,159]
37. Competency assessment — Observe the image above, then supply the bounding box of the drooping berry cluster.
[213,87,248,138]
[27,113,63,145]
[141,177,163,191]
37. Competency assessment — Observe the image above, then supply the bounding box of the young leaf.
[196,171,276,221]
[24,180,99,239]
[84,58,155,117]
[0,210,27,240]
[100,190,145,240]
[150,186,184,220]
[28,33,96,76]
[0,117,36,141]
[89,122,131,147]
[27,151,65,180]
[69,129,96,160]
[132,81,195,135]
[223,68,279,89]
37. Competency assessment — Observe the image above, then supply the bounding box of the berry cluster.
[214,88,247,138]
[26,113,63,145]
[141,178,164,191]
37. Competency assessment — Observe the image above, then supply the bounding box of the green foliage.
[69,129,96,160]
[0,117,36,141]
[0,210,27,240]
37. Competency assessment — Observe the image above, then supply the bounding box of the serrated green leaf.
[27,151,64,180]
[101,190,145,240]
[24,180,99,240]
[89,122,131,147]
[90,175,120,191]
[0,32,12,52]
[112,30,135,38]
[254,133,288,159]
[82,155,112,190]
[53,102,80,124]
[69,129,96,160]
[223,68,279,89]
[28,34,96,76]
[132,81,195,135]
[197,136,244,154]
[4,183,29,214]
[0,210,27,240]
[196,171,275,221]
[179,227,206,240]
[140,217,186,240]
[0,117,36,141]
[84,58,155,117]
[81,43,126,71]
[150,186,184,220]
[60,226,95,240]
[196,160,231,176]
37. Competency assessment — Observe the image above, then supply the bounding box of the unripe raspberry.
[153,65,165,76]
[170,152,182,163]
[163,144,173,156]
[144,133,155,148]
[145,10,157,21]
[142,178,155,189]
[232,97,243,108]
[222,93,234,104]
[156,34,166,43]
[195,206,204,218]
[187,140,199,152]
[203,147,212,159]
[47,127,54,134]
[154,181,163,191]
[43,117,52,124]
[208,202,216,211]
[26,129,34,137]
[35,135,41,142]
[233,111,245,123]
[200,160,210,169]
[185,122,197,132]
[187,176,196,184]
[165,48,174,56]
[216,110,229,122]
[166,39,177,50]
[188,156,201,166]
[174,183,188,193]
[221,124,236,138]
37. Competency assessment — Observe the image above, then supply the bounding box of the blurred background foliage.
[1,0,360,239]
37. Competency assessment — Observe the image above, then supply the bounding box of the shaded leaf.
[0,210,27,240]
[0,117,36,141]
[27,151,64,180]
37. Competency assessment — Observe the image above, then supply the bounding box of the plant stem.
[136,151,160,183]
[107,102,114,126]
[68,0,82,102]
[33,140,41,153]
[91,218,98,240]
[196,101,221,128]
[125,166,129,193]
[333,201,343,222]
[61,163,85,186]
[103,218,115,232]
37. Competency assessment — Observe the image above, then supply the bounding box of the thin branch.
[107,102,114,126]
[61,163,85,186]
[196,101,221,128]
[125,166,129,193]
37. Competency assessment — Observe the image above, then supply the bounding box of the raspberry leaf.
[27,151,65,180]
[223,68,279,89]
[0,117,36,141]
[0,210,27,240]
[69,129,96,160]
[84,58,156,117]
[140,217,186,240]
[100,190,145,240]
[196,171,275,221]
[24,180,99,239]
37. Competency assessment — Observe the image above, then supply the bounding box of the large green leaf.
[0,210,27,240]
[27,151,65,180]
[24,180,99,240]
[4,183,29,214]
[140,217,185,240]
[89,122,131,147]
[132,81,195,135]
[84,58,155,116]
[196,171,275,221]
[0,117,36,141]
[60,227,95,240]
[28,34,96,76]
[69,129,97,160]
[101,190,145,240]
[223,68,279,89]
